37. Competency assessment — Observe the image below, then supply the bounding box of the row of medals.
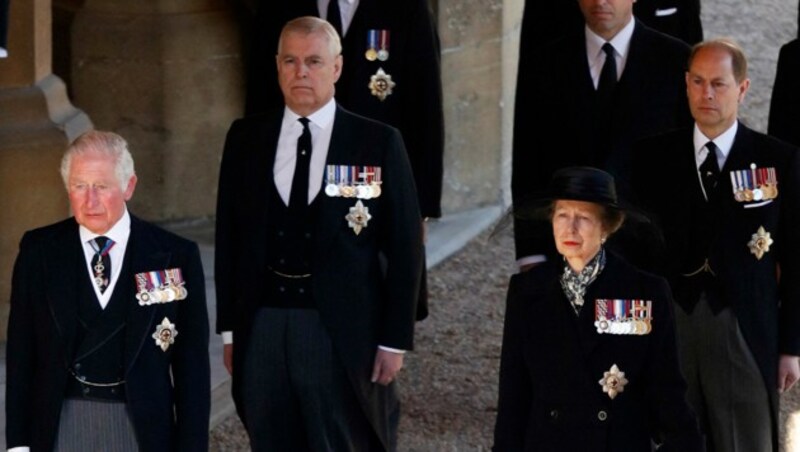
[594,300,653,335]
[136,271,187,306]
[731,167,778,202]
[325,181,382,199]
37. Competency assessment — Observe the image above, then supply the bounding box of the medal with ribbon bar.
[730,164,778,202]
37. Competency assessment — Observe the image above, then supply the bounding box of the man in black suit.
[514,0,701,50]
[511,0,693,271]
[768,37,800,148]
[243,1,441,322]
[631,38,800,452]
[5,130,211,451]
[215,16,423,451]
[244,0,443,221]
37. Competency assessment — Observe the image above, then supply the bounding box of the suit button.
[597,410,608,421]
[111,388,116,394]
[304,232,312,239]
[278,230,285,237]
[279,258,286,264]
[298,288,305,294]
[549,409,559,420]
[74,363,81,370]
[82,387,90,395]
[279,286,286,292]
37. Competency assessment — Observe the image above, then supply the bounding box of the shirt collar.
[79,208,131,246]
[585,16,635,61]
[693,121,738,159]
[283,97,337,131]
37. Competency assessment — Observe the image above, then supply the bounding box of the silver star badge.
[152,317,178,352]
[345,200,372,235]
[747,226,773,260]
[368,68,395,101]
[599,364,628,400]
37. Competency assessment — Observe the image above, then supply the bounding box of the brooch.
[345,200,372,235]
[152,317,178,352]
[747,226,773,260]
[598,364,628,400]
[369,68,395,101]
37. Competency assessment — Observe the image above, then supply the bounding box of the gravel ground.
[210,1,800,450]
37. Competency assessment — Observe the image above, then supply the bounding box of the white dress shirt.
[78,209,132,309]
[318,0,360,36]
[585,17,635,89]
[693,122,737,199]
[274,98,337,206]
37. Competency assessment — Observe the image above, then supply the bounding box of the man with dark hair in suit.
[6,130,211,452]
[511,0,693,272]
[215,16,423,451]
[632,38,800,452]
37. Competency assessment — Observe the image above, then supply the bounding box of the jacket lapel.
[45,221,82,366]
[124,217,171,373]
[316,107,351,248]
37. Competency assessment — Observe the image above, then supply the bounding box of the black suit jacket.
[5,215,210,452]
[0,0,8,51]
[214,105,424,450]
[630,124,800,447]
[768,38,800,148]
[245,0,444,218]
[511,19,692,260]
[633,0,703,45]
[514,0,701,48]
[493,252,703,452]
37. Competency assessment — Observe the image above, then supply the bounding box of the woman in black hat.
[492,167,704,452]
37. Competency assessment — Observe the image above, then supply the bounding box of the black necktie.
[597,43,617,99]
[91,236,114,293]
[289,118,312,211]
[700,141,721,199]
[327,0,343,38]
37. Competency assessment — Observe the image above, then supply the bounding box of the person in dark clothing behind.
[768,35,800,148]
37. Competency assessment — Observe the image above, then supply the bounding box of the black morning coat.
[630,123,800,451]
[214,105,424,451]
[6,215,211,451]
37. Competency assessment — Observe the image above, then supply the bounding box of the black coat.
[244,0,444,219]
[5,215,211,452]
[511,19,692,261]
[214,105,424,451]
[493,252,703,452]
[768,38,800,148]
[630,123,800,450]
[513,0,701,48]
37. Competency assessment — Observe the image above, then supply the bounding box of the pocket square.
[655,7,678,16]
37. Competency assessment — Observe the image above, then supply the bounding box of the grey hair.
[278,16,342,57]
[60,130,136,191]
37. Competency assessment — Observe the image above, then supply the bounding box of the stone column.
[0,0,92,339]
[438,0,520,214]
[71,0,244,222]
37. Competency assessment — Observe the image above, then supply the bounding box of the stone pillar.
[0,0,92,340]
[438,0,521,214]
[70,0,244,222]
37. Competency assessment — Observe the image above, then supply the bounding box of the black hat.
[545,166,619,208]
[487,167,660,249]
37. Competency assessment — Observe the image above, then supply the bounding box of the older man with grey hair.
[6,130,210,452]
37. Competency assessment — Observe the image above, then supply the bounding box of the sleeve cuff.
[222,331,233,344]
[378,345,406,354]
